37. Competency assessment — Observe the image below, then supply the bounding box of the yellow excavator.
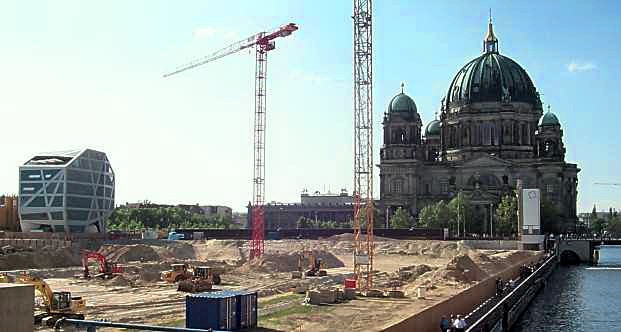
[16,274,86,325]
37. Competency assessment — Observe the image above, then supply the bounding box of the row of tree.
[106,206,235,231]
[589,208,621,236]
[417,191,569,236]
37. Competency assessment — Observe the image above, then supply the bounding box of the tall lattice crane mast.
[164,23,298,258]
[352,0,374,291]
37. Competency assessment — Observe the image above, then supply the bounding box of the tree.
[390,207,411,229]
[496,194,517,236]
[541,198,563,234]
[418,200,456,233]
[607,217,621,237]
[591,218,607,235]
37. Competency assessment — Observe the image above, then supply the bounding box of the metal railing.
[465,254,557,332]
[54,318,216,332]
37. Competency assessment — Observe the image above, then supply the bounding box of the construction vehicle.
[81,250,123,279]
[177,266,222,293]
[0,272,10,283]
[17,274,86,324]
[161,263,193,283]
[294,251,327,278]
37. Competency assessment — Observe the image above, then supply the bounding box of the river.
[513,245,621,331]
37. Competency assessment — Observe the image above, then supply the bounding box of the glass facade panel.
[21,183,43,194]
[27,196,47,207]
[96,186,104,196]
[66,169,92,183]
[45,183,58,193]
[66,196,92,209]
[69,225,85,232]
[51,212,64,220]
[43,169,60,180]
[51,196,64,207]
[67,209,89,220]
[21,213,49,220]
[20,170,41,181]
[66,182,94,196]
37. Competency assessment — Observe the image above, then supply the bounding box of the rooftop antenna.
[400,82,405,94]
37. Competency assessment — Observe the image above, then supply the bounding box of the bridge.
[556,238,621,264]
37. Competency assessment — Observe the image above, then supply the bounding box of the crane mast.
[164,23,298,258]
[353,0,374,291]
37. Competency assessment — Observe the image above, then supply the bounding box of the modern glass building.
[19,149,115,233]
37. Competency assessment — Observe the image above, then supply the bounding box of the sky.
[1,1,620,213]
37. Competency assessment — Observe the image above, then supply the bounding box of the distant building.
[0,195,19,231]
[200,205,233,219]
[18,149,115,233]
[247,189,354,230]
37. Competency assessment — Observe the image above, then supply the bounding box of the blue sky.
[1,1,619,212]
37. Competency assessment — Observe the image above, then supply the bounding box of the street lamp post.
[489,203,493,238]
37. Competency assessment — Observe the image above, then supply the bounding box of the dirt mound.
[106,274,135,287]
[398,264,435,281]
[153,242,196,260]
[100,245,160,262]
[237,250,345,273]
[0,247,81,270]
[440,254,487,282]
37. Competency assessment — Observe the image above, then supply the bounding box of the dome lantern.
[483,10,498,54]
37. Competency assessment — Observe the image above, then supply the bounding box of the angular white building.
[19,149,115,233]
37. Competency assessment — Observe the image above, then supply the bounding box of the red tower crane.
[164,23,299,258]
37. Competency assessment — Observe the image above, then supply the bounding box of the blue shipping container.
[235,291,258,329]
[186,291,239,331]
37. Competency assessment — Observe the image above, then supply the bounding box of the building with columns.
[379,18,579,232]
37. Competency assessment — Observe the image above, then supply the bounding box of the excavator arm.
[17,275,54,309]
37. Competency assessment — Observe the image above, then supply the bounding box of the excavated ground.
[1,238,538,332]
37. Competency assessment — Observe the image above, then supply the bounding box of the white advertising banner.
[522,189,541,232]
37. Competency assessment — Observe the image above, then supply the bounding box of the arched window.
[400,130,406,144]
[521,124,528,145]
[491,125,496,146]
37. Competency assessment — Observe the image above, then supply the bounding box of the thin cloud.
[567,60,596,73]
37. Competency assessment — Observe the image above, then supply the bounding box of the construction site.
[0,1,560,331]
[0,234,543,331]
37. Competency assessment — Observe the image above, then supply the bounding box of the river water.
[513,245,621,331]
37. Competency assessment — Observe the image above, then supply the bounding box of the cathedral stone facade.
[379,19,579,231]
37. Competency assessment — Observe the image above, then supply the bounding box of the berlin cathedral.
[379,18,580,231]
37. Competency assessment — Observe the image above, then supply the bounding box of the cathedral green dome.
[445,20,538,108]
[425,119,441,136]
[539,111,560,126]
[388,92,417,114]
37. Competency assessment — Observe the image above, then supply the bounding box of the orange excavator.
[81,250,123,279]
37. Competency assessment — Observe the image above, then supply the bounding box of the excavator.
[81,249,123,279]
[177,266,222,293]
[16,274,86,325]
[293,250,327,278]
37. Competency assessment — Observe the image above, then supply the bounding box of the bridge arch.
[560,250,581,265]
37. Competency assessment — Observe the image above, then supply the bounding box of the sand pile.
[438,254,487,282]
[105,274,135,287]
[237,250,345,273]
[193,240,244,264]
[0,246,81,270]
[398,264,435,282]
[102,244,160,262]
[153,242,196,260]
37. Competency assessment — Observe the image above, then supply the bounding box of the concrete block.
[365,289,384,298]
[0,284,34,332]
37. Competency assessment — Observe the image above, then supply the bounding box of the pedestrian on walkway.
[440,315,450,332]
[453,314,466,332]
